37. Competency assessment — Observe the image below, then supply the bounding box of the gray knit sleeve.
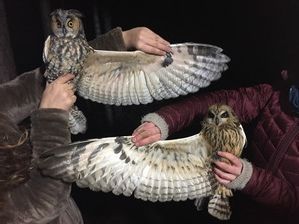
[226,159,253,190]
[141,112,169,140]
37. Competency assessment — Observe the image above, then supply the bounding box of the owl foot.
[161,52,173,67]
[69,106,87,134]
[215,185,233,198]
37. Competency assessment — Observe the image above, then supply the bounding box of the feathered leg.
[68,106,87,134]
[207,185,232,220]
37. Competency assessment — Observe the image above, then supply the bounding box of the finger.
[132,122,158,136]
[134,134,161,147]
[71,95,77,103]
[213,160,240,175]
[136,129,158,140]
[132,123,147,136]
[154,42,172,53]
[55,73,75,84]
[145,38,172,53]
[215,174,230,185]
[65,82,75,91]
[67,89,76,97]
[213,167,236,182]
[140,44,167,56]
[133,129,157,143]
[154,34,170,46]
[145,29,170,45]
[217,151,241,166]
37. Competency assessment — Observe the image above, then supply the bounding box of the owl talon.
[216,185,233,198]
[162,52,173,67]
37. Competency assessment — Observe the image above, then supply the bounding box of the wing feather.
[40,133,217,202]
[76,42,230,105]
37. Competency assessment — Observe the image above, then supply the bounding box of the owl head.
[203,104,239,126]
[49,9,85,39]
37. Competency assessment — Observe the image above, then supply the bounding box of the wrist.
[141,113,169,140]
[122,30,131,50]
[226,159,253,190]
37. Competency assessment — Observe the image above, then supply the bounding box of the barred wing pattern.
[76,43,230,105]
[40,133,218,202]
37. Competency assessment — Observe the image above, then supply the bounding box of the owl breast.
[202,123,244,156]
[44,36,93,82]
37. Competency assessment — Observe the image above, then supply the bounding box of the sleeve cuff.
[88,27,126,51]
[226,159,253,190]
[141,113,169,140]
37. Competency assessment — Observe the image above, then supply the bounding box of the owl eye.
[207,111,214,118]
[221,111,229,118]
[67,21,74,28]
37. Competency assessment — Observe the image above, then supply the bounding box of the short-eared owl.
[40,104,246,220]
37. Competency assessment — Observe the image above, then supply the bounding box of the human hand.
[213,151,243,185]
[122,27,172,56]
[131,122,161,146]
[39,74,76,111]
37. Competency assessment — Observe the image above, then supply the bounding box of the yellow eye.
[67,21,73,28]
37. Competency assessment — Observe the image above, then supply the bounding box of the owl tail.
[207,193,232,220]
[69,106,87,134]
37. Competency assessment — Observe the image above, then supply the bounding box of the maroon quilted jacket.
[152,83,299,223]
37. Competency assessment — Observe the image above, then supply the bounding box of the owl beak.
[62,27,67,35]
[215,118,219,125]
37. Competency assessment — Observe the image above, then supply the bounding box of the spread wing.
[76,42,230,105]
[40,133,218,202]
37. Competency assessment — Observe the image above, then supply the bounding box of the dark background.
[1,0,299,223]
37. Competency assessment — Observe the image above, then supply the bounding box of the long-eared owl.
[43,9,93,134]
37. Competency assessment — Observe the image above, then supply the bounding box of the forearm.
[88,27,126,51]
[19,108,73,222]
[30,108,70,157]
[143,84,273,138]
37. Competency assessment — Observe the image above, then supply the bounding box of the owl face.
[50,9,84,38]
[204,104,237,126]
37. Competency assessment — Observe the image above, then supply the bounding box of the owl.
[43,9,93,134]
[39,104,246,220]
[42,8,230,135]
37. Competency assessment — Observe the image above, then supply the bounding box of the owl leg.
[207,193,232,220]
[215,185,233,197]
[69,106,87,134]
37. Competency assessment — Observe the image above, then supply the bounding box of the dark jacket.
[148,83,299,223]
[0,27,126,224]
